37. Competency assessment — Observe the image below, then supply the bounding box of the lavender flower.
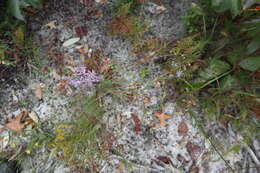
[68,66,102,88]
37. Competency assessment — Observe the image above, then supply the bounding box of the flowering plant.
[68,66,102,87]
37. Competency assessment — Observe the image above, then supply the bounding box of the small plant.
[108,0,147,42]
[182,1,215,35]
[110,0,142,16]
[67,66,102,88]
[163,34,207,79]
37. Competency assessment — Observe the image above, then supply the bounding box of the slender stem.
[196,70,232,90]
[189,111,235,173]
[203,15,207,39]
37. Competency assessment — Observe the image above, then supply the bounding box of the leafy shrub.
[0,0,42,68]
[7,0,42,21]
[164,0,260,144]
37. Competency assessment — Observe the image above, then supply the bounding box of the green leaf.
[0,43,7,61]
[243,0,259,9]
[211,0,241,16]
[220,75,237,88]
[198,58,231,82]
[8,0,25,21]
[230,0,241,16]
[13,26,25,46]
[224,144,241,156]
[247,37,260,54]
[239,56,260,71]
[211,0,230,12]
[234,71,251,85]
[24,0,42,8]
[227,44,245,65]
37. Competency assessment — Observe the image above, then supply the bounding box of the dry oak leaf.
[4,110,28,132]
[186,142,201,160]
[131,113,141,134]
[154,112,172,127]
[75,26,88,38]
[156,156,173,165]
[178,121,188,136]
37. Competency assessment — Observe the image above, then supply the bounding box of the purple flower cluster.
[68,66,102,87]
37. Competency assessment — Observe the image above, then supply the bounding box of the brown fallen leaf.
[186,142,201,160]
[201,152,210,160]
[178,121,188,136]
[143,96,150,103]
[99,58,110,73]
[75,26,88,38]
[4,110,28,132]
[156,156,173,165]
[154,112,172,127]
[250,105,260,119]
[131,113,141,134]
[54,79,69,93]
[126,93,134,102]
[93,9,103,19]
[32,83,45,99]
[152,0,162,5]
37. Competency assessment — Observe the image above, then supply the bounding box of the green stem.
[196,70,232,90]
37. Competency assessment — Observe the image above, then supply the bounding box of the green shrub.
[7,0,42,21]
[0,0,42,67]
[164,0,260,145]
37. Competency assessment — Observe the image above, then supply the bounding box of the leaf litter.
[154,111,172,127]
[3,110,28,133]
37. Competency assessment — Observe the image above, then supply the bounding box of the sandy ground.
[0,0,259,173]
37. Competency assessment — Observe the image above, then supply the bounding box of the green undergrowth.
[163,0,260,150]
[0,0,42,79]
[50,96,107,171]
[48,78,124,172]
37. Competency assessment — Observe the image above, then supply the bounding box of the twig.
[246,147,260,165]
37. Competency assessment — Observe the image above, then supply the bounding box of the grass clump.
[50,92,114,172]
[0,0,42,81]
[110,0,142,16]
